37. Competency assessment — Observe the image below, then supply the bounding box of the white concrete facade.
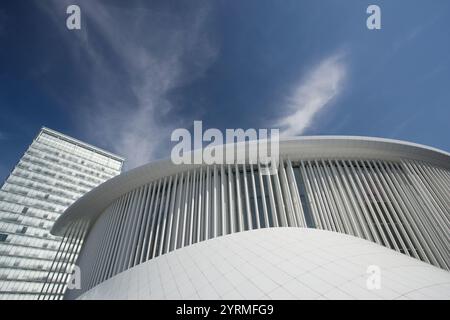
[48,136,450,300]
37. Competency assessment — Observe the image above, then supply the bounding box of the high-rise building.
[48,136,450,300]
[0,127,124,300]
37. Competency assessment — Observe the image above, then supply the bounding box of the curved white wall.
[72,228,450,300]
[42,137,450,299]
[70,158,449,296]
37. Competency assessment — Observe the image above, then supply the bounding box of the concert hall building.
[44,136,450,300]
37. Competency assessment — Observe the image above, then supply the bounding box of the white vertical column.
[380,161,438,266]
[257,163,270,228]
[374,160,429,262]
[420,163,450,208]
[265,172,278,227]
[88,200,118,289]
[145,180,162,260]
[197,168,203,243]
[118,188,141,273]
[406,162,450,229]
[299,161,322,229]
[368,160,416,258]
[126,186,147,268]
[220,164,228,235]
[158,176,173,257]
[414,162,450,215]
[320,160,352,234]
[338,160,375,242]
[205,167,211,240]
[165,174,179,253]
[329,160,364,238]
[227,165,236,233]
[99,195,127,284]
[286,159,306,227]
[301,161,326,231]
[272,165,289,227]
[242,164,254,230]
[111,191,134,277]
[391,162,448,268]
[434,167,450,189]
[173,172,185,250]
[358,160,402,252]
[249,163,261,229]
[152,177,169,258]
[309,161,336,232]
[394,161,448,259]
[316,160,345,233]
[133,184,151,265]
[350,160,391,249]
[180,172,191,247]
[188,170,197,245]
[235,163,245,231]
[279,161,298,227]
[139,183,156,263]
[213,165,219,237]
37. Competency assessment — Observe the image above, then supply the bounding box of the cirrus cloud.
[276,52,347,136]
[39,0,218,170]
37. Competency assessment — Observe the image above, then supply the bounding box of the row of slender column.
[37,219,88,300]
[66,158,449,297]
[292,159,449,270]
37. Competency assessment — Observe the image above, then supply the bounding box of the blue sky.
[1,0,449,181]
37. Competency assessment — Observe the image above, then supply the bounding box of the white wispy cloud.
[275,52,347,136]
[40,1,217,169]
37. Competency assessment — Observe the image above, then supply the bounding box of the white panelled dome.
[76,228,450,300]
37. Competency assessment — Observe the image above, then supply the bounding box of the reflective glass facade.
[0,127,123,300]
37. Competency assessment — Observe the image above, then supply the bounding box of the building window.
[0,233,8,242]
[18,226,27,234]
[22,207,28,214]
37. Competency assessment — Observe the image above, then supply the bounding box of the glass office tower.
[0,127,124,300]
